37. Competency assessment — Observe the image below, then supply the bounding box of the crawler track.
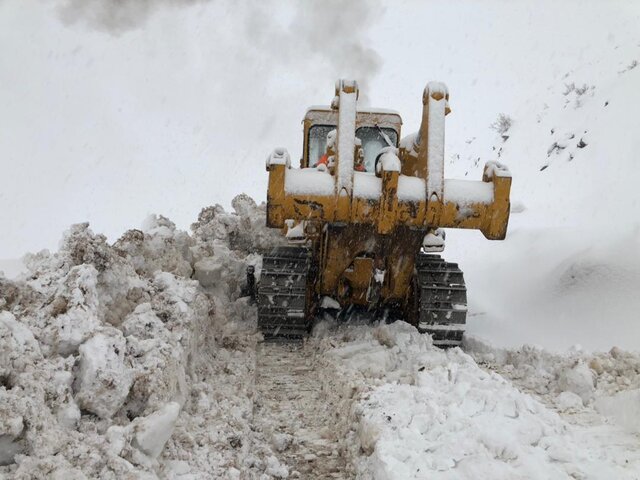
[257,246,311,337]
[414,253,467,347]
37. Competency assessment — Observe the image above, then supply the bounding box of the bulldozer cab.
[301,107,403,171]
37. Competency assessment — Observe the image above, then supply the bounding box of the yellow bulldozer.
[256,80,511,347]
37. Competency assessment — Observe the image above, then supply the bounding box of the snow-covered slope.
[444,30,640,351]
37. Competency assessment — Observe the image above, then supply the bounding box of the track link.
[257,246,311,337]
[415,253,467,347]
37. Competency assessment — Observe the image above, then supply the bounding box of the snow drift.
[0,195,280,478]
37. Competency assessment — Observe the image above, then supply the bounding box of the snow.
[375,146,401,174]
[2,193,640,478]
[306,105,401,115]
[399,132,418,152]
[284,220,305,241]
[397,175,426,202]
[484,160,511,179]
[465,335,640,437]
[317,322,640,479]
[353,172,382,199]
[284,168,335,196]
[320,296,341,309]
[595,390,640,434]
[132,402,181,459]
[336,80,358,195]
[76,331,133,419]
[426,81,447,201]
[422,230,445,252]
[2,4,640,478]
[266,148,291,169]
[557,361,596,404]
[0,196,282,478]
[440,15,640,351]
[443,179,494,205]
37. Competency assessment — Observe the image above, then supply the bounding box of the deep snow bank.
[0,195,279,478]
[466,335,640,435]
[317,321,640,479]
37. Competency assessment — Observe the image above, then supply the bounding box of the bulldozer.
[256,80,511,347]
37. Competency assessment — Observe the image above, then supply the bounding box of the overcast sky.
[1,0,637,258]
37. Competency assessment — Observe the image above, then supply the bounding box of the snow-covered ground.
[2,199,639,479]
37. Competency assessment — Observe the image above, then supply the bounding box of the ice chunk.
[193,257,222,289]
[555,391,584,411]
[75,331,133,418]
[0,411,24,465]
[132,402,181,458]
[264,455,289,478]
[557,361,595,403]
[42,265,102,356]
[0,311,41,373]
[284,220,305,241]
[320,296,341,310]
[56,400,81,430]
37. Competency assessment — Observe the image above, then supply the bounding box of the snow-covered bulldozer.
[257,80,511,347]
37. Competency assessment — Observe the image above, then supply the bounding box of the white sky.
[1,0,638,258]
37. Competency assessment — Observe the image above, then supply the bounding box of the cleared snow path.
[251,339,350,479]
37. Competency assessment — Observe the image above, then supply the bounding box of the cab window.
[307,124,398,172]
[308,125,335,168]
[356,127,398,172]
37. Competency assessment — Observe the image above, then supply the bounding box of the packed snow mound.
[0,195,272,478]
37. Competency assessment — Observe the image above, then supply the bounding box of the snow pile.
[0,195,274,478]
[317,322,640,479]
[466,336,640,433]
